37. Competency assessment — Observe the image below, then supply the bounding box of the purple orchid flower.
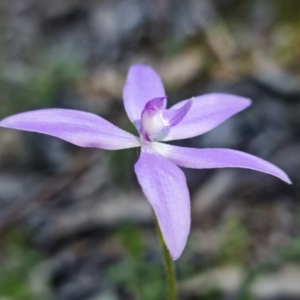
[0,65,291,260]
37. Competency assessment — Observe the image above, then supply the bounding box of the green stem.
[154,216,177,300]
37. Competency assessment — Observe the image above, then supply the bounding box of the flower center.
[139,96,193,143]
[140,97,166,142]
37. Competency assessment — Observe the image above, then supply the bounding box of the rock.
[35,191,152,249]
[1,0,40,60]
[0,110,71,173]
[70,151,110,201]
[51,249,102,300]
[192,170,239,218]
[54,266,101,300]
[0,172,40,219]
[82,67,124,114]
[180,266,244,298]
[88,0,148,60]
[194,115,245,149]
[181,265,300,299]
[50,240,123,300]
[272,142,300,184]
[35,0,82,20]
[87,290,118,300]
[252,56,300,97]
[252,265,300,300]
[157,49,204,90]
[0,130,29,168]
[16,132,69,173]
[190,229,222,257]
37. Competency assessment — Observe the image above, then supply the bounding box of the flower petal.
[160,93,251,141]
[134,146,190,260]
[153,143,291,184]
[0,109,140,150]
[123,65,166,128]
[161,99,193,127]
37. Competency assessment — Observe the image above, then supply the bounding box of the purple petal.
[153,143,291,184]
[161,99,192,127]
[134,146,190,259]
[123,65,166,128]
[0,109,140,150]
[159,93,251,141]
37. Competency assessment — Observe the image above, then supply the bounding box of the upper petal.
[123,65,166,128]
[0,109,140,150]
[134,146,191,260]
[159,93,251,141]
[153,142,291,184]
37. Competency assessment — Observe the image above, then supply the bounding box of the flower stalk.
[155,215,177,300]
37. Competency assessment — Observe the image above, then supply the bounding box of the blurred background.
[0,0,299,299]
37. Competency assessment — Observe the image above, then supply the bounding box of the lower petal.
[134,146,191,260]
[153,142,291,184]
